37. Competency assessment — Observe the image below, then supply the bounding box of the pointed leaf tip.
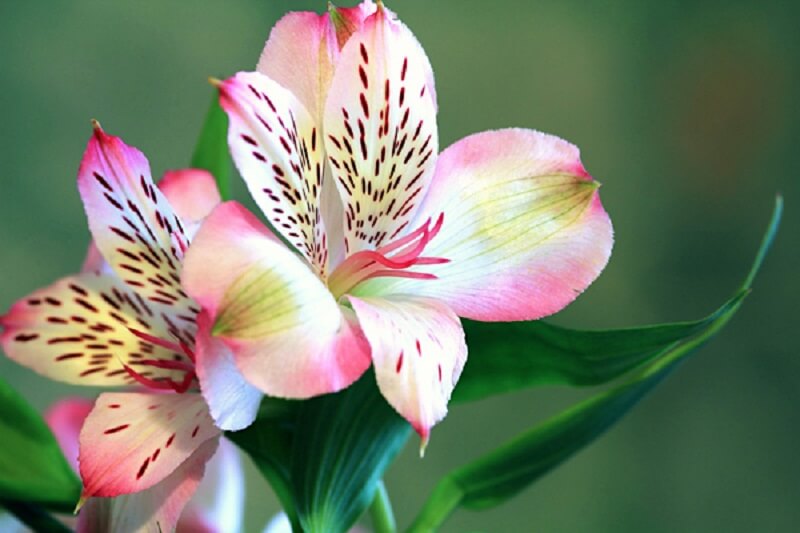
[407,198,782,532]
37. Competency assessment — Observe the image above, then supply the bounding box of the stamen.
[138,359,195,373]
[328,213,447,297]
[129,328,183,353]
[126,329,197,391]
[123,364,195,393]
[360,270,438,283]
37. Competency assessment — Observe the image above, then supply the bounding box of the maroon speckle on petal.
[93,172,113,192]
[136,457,150,480]
[55,352,83,361]
[191,425,199,438]
[103,424,130,435]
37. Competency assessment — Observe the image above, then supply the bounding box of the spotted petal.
[361,129,614,322]
[77,437,218,533]
[78,392,220,498]
[218,72,330,276]
[348,295,466,443]
[182,202,371,398]
[256,1,377,124]
[324,7,439,254]
[0,273,193,386]
[77,124,197,331]
[79,168,220,278]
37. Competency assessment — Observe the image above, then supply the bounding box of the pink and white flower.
[0,125,259,529]
[44,398,245,533]
[184,1,613,446]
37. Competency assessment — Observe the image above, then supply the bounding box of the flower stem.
[369,480,397,533]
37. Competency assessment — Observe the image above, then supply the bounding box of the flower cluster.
[0,1,611,529]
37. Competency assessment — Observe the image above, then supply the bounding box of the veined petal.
[178,437,244,533]
[0,273,193,386]
[44,398,94,472]
[348,295,466,442]
[194,311,261,431]
[158,169,221,226]
[256,2,377,124]
[218,72,329,276]
[324,7,439,254]
[77,437,218,533]
[183,202,371,398]
[77,124,197,328]
[80,169,220,276]
[78,392,220,498]
[362,129,614,322]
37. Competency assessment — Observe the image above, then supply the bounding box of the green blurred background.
[0,0,797,531]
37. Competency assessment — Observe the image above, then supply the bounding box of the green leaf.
[454,195,783,403]
[191,92,231,200]
[291,374,411,533]
[455,312,726,403]
[408,197,782,532]
[0,377,81,512]
[226,402,299,531]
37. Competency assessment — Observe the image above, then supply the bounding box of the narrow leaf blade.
[0,378,81,512]
[453,195,783,402]
[456,311,723,403]
[409,197,782,531]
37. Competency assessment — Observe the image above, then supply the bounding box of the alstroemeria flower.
[0,125,259,529]
[184,1,613,443]
[43,398,244,533]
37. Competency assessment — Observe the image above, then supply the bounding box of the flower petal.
[348,295,466,442]
[194,310,261,431]
[217,72,330,276]
[362,129,614,322]
[81,241,111,275]
[256,2,377,124]
[0,273,193,386]
[183,202,371,398]
[78,392,220,498]
[178,437,244,533]
[323,7,439,254]
[77,436,218,533]
[77,124,198,331]
[44,398,94,472]
[158,169,221,225]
